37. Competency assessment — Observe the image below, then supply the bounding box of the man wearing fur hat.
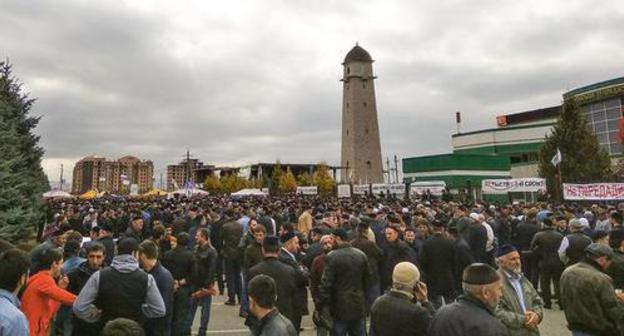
[370,262,435,335]
[428,263,507,336]
[495,244,544,336]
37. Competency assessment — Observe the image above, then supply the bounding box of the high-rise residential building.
[71,155,153,194]
[340,44,384,184]
[166,158,205,191]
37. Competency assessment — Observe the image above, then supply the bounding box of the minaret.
[340,44,384,184]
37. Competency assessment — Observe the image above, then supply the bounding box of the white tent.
[42,190,73,199]
[171,188,209,196]
[231,188,268,197]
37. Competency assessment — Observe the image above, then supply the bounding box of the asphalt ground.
[192,294,570,336]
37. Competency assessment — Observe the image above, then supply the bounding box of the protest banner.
[353,184,370,195]
[481,178,546,194]
[372,183,405,195]
[563,183,624,200]
[296,186,318,195]
[337,184,351,198]
[409,181,446,196]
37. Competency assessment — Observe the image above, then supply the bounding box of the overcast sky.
[1,0,623,186]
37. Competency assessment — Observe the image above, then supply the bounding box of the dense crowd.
[2,194,624,336]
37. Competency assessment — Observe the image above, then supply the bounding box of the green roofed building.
[402,76,624,200]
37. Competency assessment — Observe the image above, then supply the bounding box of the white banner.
[261,188,270,195]
[337,184,351,198]
[296,186,318,195]
[353,184,370,195]
[409,181,446,196]
[563,183,624,200]
[130,184,139,196]
[481,178,546,194]
[372,183,405,195]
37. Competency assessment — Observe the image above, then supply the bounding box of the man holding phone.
[369,262,435,335]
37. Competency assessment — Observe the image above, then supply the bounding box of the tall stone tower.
[340,44,384,184]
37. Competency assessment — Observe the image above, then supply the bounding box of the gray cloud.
[0,0,622,185]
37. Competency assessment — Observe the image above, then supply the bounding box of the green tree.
[297,172,313,186]
[313,162,336,195]
[279,168,297,194]
[0,61,49,242]
[219,174,249,194]
[203,175,221,194]
[538,97,612,201]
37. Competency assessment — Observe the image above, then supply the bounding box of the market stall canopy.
[78,190,98,200]
[231,188,268,197]
[171,188,209,196]
[142,188,168,197]
[42,190,73,199]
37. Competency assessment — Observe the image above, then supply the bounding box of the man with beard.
[245,226,267,273]
[162,233,196,336]
[428,263,507,336]
[310,235,334,336]
[67,242,107,336]
[185,228,218,336]
[495,245,544,336]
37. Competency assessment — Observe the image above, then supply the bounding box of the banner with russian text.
[296,186,318,195]
[409,181,446,196]
[481,178,546,194]
[337,184,351,198]
[563,183,624,200]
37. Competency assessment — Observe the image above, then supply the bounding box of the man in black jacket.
[530,217,564,309]
[139,240,175,336]
[419,220,457,308]
[220,212,244,306]
[380,225,412,291]
[185,228,218,336]
[318,228,369,336]
[248,275,297,336]
[162,233,196,336]
[278,232,309,332]
[370,262,435,336]
[428,263,507,336]
[351,222,383,314]
[67,242,107,336]
[248,236,301,331]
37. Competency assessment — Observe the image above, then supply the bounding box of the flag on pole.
[551,148,562,166]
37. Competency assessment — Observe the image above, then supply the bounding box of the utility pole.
[59,164,64,191]
[394,155,399,184]
[386,157,391,183]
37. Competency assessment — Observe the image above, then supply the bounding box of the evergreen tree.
[313,162,336,195]
[0,61,49,242]
[538,97,611,200]
[279,168,297,194]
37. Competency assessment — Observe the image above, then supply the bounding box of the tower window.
[346,129,349,136]
[363,102,367,107]
[347,67,350,74]
[346,103,349,108]
[363,83,366,88]
[366,161,371,168]
[365,128,369,134]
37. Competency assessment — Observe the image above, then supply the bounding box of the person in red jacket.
[21,248,76,336]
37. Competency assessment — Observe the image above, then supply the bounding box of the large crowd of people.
[2,193,624,336]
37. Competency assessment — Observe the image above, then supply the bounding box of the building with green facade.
[402,76,624,198]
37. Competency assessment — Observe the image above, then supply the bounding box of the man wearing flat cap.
[428,263,507,336]
[560,243,624,336]
[495,244,544,336]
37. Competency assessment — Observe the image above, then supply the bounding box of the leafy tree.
[0,61,49,242]
[297,172,313,186]
[313,162,336,195]
[538,97,612,201]
[203,175,221,194]
[279,167,297,194]
[220,174,248,194]
[269,161,284,194]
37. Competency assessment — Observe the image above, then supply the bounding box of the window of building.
[366,161,371,168]
[363,102,367,107]
[347,67,350,74]
[582,97,623,155]
[346,129,349,136]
